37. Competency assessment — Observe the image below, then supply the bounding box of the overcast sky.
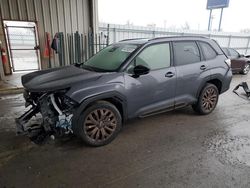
[98,0,248,32]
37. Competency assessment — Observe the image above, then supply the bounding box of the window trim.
[124,42,173,72]
[196,41,205,61]
[198,41,218,61]
[222,48,230,56]
[172,40,202,67]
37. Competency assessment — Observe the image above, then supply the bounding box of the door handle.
[200,65,207,70]
[165,72,175,78]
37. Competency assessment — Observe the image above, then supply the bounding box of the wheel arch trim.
[72,91,127,129]
[196,77,222,98]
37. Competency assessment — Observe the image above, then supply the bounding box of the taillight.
[225,59,231,68]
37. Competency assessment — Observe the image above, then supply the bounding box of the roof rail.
[149,35,209,41]
[119,38,149,42]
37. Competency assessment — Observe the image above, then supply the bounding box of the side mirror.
[133,65,150,77]
[239,54,244,58]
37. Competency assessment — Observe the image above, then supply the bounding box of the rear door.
[173,41,211,108]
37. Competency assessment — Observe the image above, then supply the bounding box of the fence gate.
[4,21,40,72]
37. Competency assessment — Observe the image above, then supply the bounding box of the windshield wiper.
[74,62,95,71]
[75,62,114,72]
[81,64,96,72]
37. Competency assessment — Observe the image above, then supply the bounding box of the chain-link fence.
[99,23,250,55]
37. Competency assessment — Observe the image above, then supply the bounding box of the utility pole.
[208,9,212,31]
[206,0,230,31]
[218,8,224,31]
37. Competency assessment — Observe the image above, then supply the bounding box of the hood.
[22,65,102,92]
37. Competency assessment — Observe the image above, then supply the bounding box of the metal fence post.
[245,37,250,54]
[74,31,81,64]
[152,31,155,38]
[113,27,116,43]
[107,24,110,45]
[227,35,232,48]
[84,34,88,61]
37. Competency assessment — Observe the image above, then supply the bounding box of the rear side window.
[199,42,217,60]
[173,41,201,66]
[228,48,239,58]
[222,48,229,56]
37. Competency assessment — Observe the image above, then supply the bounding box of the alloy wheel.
[84,108,117,142]
[201,87,218,112]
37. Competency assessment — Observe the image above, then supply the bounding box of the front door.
[124,43,176,118]
[4,21,40,72]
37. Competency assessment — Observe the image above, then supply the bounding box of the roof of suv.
[119,36,210,43]
[118,36,223,54]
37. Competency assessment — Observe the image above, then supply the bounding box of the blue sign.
[207,0,230,9]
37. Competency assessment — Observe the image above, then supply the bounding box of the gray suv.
[16,36,232,146]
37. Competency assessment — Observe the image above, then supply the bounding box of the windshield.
[84,44,139,71]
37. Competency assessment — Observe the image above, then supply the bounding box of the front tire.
[192,83,219,115]
[74,101,122,146]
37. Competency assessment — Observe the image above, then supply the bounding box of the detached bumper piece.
[233,82,250,99]
[15,106,39,135]
[15,107,51,144]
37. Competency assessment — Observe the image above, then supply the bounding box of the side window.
[132,43,171,71]
[173,41,201,66]
[228,48,239,58]
[200,42,217,60]
[222,48,229,56]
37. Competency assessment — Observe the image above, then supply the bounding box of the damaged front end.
[16,90,78,144]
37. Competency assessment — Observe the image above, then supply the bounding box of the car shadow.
[54,106,198,150]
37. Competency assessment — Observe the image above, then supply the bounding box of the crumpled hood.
[22,65,102,92]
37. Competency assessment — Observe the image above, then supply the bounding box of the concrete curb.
[0,87,24,95]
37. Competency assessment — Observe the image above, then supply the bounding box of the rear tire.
[192,83,219,115]
[73,101,122,147]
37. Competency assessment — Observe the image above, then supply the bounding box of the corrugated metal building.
[0,0,98,80]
